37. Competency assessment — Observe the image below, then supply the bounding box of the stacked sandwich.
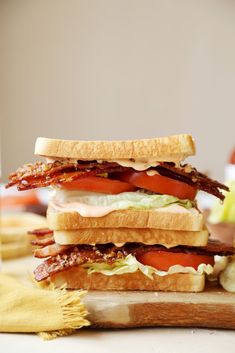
[6,134,235,292]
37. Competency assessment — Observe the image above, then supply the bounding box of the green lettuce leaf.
[82,254,214,278]
[209,181,235,223]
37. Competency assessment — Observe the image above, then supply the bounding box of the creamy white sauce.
[98,159,160,171]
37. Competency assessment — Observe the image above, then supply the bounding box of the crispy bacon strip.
[200,240,235,255]
[34,241,235,281]
[9,160,118,183]
[31,237,55,247]
[34,243,72,258]
[29,228,55,247]
[156,163,228,201]
[34,244,125,281]
[29,228,71,255]
[28,228,53,237]
[6,161,126,191]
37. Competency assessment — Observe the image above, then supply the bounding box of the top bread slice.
[35,134,195,162]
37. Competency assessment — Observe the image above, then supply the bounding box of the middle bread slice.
[47,203,204,231]
[54,227,209,247]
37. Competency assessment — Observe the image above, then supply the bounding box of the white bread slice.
[48,267,205,292]
[35,134,195,161]
[54,228,209,247]
[47,204,204,231]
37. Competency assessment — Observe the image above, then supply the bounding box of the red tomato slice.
[137,251,214,271]
[59,176,137,194]
[121,171,197,200]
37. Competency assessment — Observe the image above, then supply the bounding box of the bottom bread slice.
[48,267,205,292]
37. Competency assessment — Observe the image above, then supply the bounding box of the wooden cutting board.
[85,283,235,329]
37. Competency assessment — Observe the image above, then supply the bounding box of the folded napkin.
[0,273,90,339]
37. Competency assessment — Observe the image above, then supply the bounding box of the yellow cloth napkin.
[0,273,90,339]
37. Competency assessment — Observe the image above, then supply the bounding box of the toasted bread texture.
[54,227,209,247]
[47,204,204,231]
[35,134,195,161]
[48,267,205,292]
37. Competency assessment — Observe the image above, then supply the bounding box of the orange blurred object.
[1,185,48,216]
[229,149,235,164]
[1,191,40,209]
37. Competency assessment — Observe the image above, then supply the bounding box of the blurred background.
[1,0,235,180]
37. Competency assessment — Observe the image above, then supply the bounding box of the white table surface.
[1,256,235,353]
[2,327,235,353]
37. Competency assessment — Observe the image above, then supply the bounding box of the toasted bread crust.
[35,135,195,161]
[54,228,208,247]
[47,204,204,231]
[49,267,205,292]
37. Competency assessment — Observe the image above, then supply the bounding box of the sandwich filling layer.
[31,229,235,282]
[6,160,228,200]
[51,190,195,217]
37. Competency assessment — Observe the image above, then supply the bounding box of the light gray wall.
[1,0,235,181]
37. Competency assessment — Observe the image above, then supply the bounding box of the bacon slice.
[122,241,235,257]
[34,243,72,258]
[28,228,53,237]
[156,163,228,201]
[34,244,125,281]
[31,237,55,247]
[6,161,126,191]
[29,228,68,253]
[200,240,235,255]
[29,228,55,246]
